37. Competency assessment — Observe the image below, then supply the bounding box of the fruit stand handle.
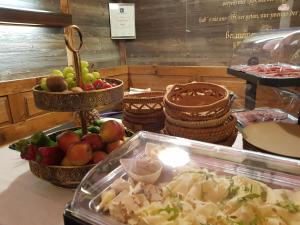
[64,25,87,136]
[64,25,84,88]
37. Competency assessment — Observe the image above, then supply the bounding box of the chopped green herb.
[226,178,240,200]
[249,217,260,225]
[260,189,267,202]
[227,217,246,225]
[157,204,180,221]
[276,200,300,213]
[238,193,261,202]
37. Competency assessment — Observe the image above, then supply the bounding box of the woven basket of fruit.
[123,91,165,114]
[12,119,133,188]
[33,77,123,112]
[164,82,230,121]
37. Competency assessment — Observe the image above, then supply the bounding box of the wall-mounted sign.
[109,3,136,39]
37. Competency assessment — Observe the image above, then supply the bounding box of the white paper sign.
[109,3,136,39]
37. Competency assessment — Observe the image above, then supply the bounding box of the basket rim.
[124,91,165,100]
[164,82,230,111]
[29,160,96,169]
[32,78,123,95]
[164,102,231,121]
[165,115,237,134]
[164,108,231,128]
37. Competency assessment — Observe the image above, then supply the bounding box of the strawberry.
[83,83,95,91]
[93,79,105,89]
[101,81,112,89]
[35,146,65,166]
[20,144,38,161]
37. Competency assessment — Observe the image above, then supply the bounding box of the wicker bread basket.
[161,126,237,147]
[164,82,230,121]
[122,118,165,132]
[165,115,237,143]
[164,108,231,128]
[217,128,238,146]
[33,78,123,112]
[123,111,165,124]
[123,91,165,114]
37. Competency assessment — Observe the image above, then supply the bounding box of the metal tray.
[233,108,298,128]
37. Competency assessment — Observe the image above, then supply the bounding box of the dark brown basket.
[123,91,165,114]
[29,161,95,188]
[122,118,165,133]
[33,78,124,112]
[123,111,165,124]
[164,82,230,121]
[217,128,238,147]
[165,115,237,143]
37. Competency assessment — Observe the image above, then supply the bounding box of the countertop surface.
[0,133,243,225]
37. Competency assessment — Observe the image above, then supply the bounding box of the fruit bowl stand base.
[29,161,95,188]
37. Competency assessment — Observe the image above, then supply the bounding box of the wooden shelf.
[0,7,72,27]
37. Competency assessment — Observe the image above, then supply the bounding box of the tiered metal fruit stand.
[30,25,124,187]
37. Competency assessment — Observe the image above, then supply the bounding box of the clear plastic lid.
[69,131,300,225]
[231,28,300,67]
[230,28,300,80]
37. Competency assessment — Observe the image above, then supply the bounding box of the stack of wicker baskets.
[122,91,165,132]
[162,82,237,146]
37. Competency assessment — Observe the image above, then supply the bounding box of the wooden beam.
[99,66,128,77]
[0,112,73,145]
[118,40,127,65]
[0,7,72,27]
[0,77,40,97]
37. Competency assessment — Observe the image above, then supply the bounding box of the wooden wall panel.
[1,0,61,12]
[0,97,12,126]
[125,0,300,66]
[130,75,194,91]
[0,112,73,145]
[23,92,45,117]
[71,0,121,68]
[0,26,67,81]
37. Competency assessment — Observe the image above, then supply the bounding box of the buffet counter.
[0,134,243,225]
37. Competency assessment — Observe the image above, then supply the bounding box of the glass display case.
[231,28,300,67]
[227,28,300,124]
[64,131,300,225]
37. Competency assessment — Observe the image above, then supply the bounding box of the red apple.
[57,131,80,152]
[66,142,92,166]
[99,120,125,143]
[106,140,124,154]
[82,133,104,151]
[60,156,73,166]
[92,151,107,164]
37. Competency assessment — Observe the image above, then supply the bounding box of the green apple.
[52,69,63,77]
[82,67,89,75]
[63,66,74,76]
[81,61,89,68]
[83,73,95,84]
[65,72,75,79]
[92,71,101,80]
[40,77,48,90]
[66,77,76,89]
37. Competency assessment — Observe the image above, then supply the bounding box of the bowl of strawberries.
[12,119,133,188]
